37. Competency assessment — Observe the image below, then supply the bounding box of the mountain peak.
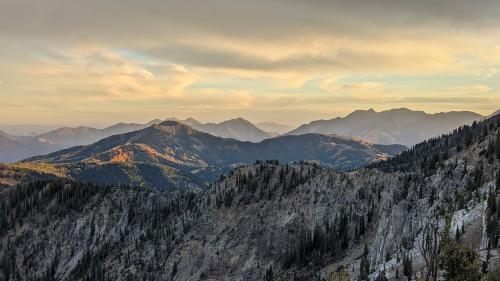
[345,108,378,118]
[158,120,188,127]
[222,117,252,125]
[159,120,194,133]
[155,120,199,136]
[147,119,162,125]
[385,107,414,113]
[184,117,200,123]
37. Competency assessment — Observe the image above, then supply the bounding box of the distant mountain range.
[1,108,496,163]
[36,119,163,146]
[168,117,278,142]
[0,117,278,163]
[286,108,485,146]
[25,120,405,190]
[0,120,164,163]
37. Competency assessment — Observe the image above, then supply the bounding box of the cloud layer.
[0,0,499,125]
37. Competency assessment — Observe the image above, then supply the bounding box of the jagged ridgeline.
[0,115,500,281]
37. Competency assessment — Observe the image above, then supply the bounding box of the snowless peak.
[184,117,201,124]
[159,120,185,127]
[346,108,378,118]
[222,117,252,125]
[147,119,162,125]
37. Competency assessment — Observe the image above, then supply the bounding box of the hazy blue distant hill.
[0,120,163,162]
[169,117,277,142]
[0,134,63,163]
[37,119,162,146]
[286,108,483,146]
[255,122,294,134]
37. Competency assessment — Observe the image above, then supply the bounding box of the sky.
[1,0,500,127]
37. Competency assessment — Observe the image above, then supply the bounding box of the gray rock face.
[1,116,499,281]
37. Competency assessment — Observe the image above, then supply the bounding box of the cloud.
[1,0,500,44]
[2,48,199,101]
[451,84,492,94]
[0,0,500,124]
[323,80,385,93]
[402,96,495,104]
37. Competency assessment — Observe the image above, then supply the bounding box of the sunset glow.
[1,0,499,126]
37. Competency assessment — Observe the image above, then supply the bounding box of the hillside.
[286,108,483,146]
[24,121,405,190]
[1,115,499,280]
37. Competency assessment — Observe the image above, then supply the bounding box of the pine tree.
[439,216,483,281]
[428,188,436,206]
[403,254,412,280]
[486,189,499,247]
[455,226,461,243]
[265,266,273,281]
[374,270,389,281]
[496,169,500,189]
[495,130,500,159]
[359,244,370,281]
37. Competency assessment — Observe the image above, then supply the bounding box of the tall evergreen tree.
[265,266,273,281]
[359,244,370,281]
[495,130,500,159]
[403,254,412,280]
[439,216,483,281]
[374,270,388,281]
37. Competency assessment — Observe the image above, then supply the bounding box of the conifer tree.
[403,254,412,280]
[495,130,500,159]
[265,266,273,281]
[359,244,370,281]
[454,226,461,243]
[439,216,483,281]
[374,270,388,281]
